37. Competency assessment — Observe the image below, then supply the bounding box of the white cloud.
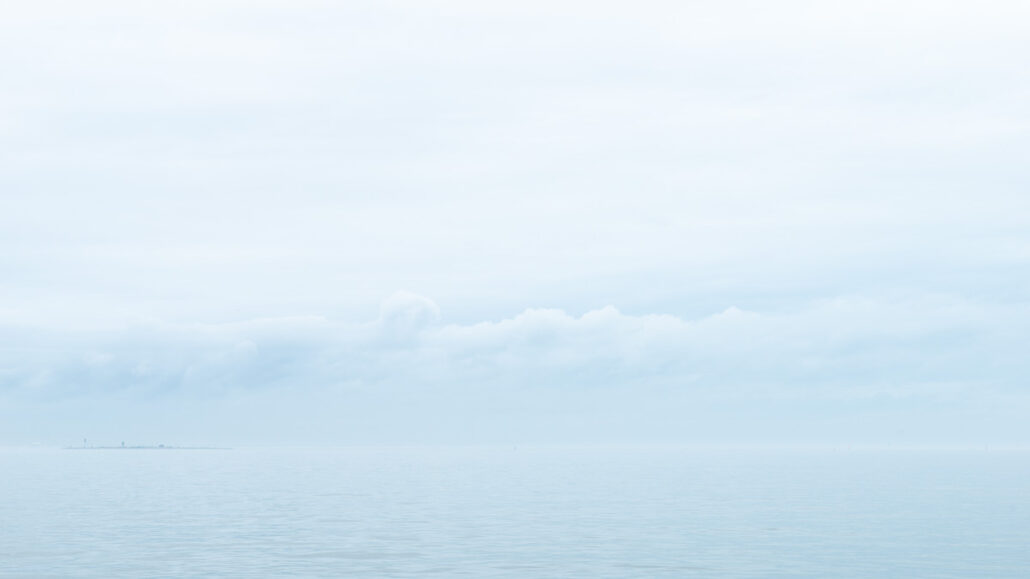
[0,293,1002,391]
[377,291,442,338]
[2,292,1026,444]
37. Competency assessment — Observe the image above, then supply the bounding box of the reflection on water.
[1,446,1027,577]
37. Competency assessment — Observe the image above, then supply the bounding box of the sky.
[1,0,1028,446]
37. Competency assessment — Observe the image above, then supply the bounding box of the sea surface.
[1,446,1027,577]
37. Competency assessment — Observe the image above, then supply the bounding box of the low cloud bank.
[3,291,1023,397]
[1,292,1027,444]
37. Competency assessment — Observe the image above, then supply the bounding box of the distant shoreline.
[65,446,227,450]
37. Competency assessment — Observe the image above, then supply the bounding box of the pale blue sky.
[1,1,1028,445]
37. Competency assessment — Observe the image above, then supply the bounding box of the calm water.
[0,446,1027,577]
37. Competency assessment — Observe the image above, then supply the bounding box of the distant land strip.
[65,445,228,450]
